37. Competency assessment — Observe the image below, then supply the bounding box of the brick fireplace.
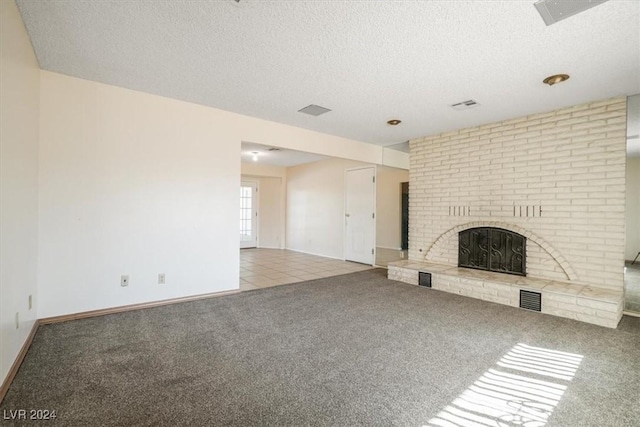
[389,97,627,327]
[458,227,526,276]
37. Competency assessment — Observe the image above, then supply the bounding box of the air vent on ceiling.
[534,0,609,26]
[267,147,281,151]
[298,104,332,116]
[450,100,479,111]
[519,290,542,312]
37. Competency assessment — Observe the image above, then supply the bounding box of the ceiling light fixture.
[543,74,570,86]
[387,119,402,126]
[251,151,259,162]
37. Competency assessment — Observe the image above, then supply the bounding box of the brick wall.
[409,97,627,290]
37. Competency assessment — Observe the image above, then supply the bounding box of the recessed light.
[543,74,570,86]
[387,119,402,126]
[251,151,259,162]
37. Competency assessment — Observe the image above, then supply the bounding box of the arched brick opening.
[424,221,578,281]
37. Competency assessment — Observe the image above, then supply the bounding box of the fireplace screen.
[458,228,526,276]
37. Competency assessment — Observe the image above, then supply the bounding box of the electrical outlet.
[121,275,129,287]
[28,295,32,310]
[158,273,165,285]
[15,312,19,329]
[400,251,405,259]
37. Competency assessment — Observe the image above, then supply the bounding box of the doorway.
[345,166,376,265]
[374,169,409,267]
[401,181,409,251]
[240,180,258,249]
[625,93,640,314]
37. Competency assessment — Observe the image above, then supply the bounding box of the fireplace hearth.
[458,227,526,276]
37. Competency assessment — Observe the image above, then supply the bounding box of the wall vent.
[520,290,542,312]
[298,104,332,116]
[419,272,432,288]
[450,100,479,111]
[449,206,471,216]
[514,205,542,218]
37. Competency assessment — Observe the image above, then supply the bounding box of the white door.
[240,181,258,248]
[345,167,376,264]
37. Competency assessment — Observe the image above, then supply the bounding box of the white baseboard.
[285,248,345,261]
[623,310,640,318]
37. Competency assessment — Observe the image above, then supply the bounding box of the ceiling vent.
[267,147,281,151]
[450,100,479,111]
[298,104,332,116]
[534,0,609,26]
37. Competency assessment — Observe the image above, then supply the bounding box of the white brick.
[409,97,626,294]
[575,313,619,328]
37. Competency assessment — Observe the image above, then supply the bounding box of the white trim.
[343,165,377,266]
[285,248,345,261]
[623,310,640,318]
[376,245,403,251]
[240,180,259,248]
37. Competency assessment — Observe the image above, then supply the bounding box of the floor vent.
[419,272,432,288]
[520,290,542,312]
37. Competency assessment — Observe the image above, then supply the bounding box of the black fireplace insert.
[458,227,526,276]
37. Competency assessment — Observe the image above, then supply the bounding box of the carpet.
[2,269,639,426]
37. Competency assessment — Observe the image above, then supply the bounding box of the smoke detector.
[450,100,480,111]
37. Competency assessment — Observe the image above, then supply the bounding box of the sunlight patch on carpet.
[425,343,583,427]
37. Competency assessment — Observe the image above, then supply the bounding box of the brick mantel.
[408,97,627,290]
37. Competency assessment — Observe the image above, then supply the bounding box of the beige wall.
[241,161,287,179]
[256,177,283,249]
[0,0,40,385]
[37,70,391,319]
[376,166,409,249]
[626,157,640,261]
[241,162,287,249]
[410,98,627,290]
[245,160,409,255]
[286,158,370,259]
[38,71,241,318]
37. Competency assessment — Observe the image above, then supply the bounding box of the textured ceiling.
[16,0,640,147]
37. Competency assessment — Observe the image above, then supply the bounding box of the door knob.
[345,213,350,217]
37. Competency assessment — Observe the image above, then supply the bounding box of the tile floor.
[239,248,373,291]
[624,260,640,313]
